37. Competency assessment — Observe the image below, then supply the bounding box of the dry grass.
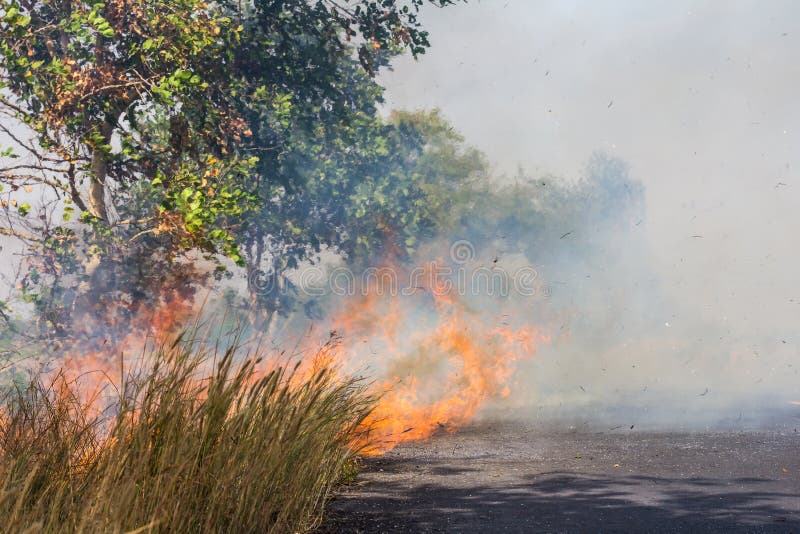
[0,335,375,533]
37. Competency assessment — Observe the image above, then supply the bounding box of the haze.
[379,0,800,425]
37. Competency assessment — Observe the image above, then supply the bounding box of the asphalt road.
[322,423,800,533]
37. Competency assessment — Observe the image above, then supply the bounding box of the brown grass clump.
[0,335,374,533]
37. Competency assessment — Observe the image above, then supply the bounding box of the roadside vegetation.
[0,335,374,533]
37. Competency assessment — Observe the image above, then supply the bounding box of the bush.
[0,335,374,533]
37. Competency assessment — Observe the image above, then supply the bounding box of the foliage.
[0,0,464,335]
[456,153,645,262]
[0,0,245,232]
[0,334,375,532]
[239,106,489,318]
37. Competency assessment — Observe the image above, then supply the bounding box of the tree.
[0,0,463,338]
[237,105,489,323]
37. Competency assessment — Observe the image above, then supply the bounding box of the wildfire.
[332,261,547,455]
[45,254,547,456]
[56,284,196,407]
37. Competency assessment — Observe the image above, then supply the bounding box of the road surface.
[323,422,800,532]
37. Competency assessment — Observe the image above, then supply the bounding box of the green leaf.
[18,203,30,216]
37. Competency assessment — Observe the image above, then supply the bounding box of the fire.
[43,254,547,456]
[55,283,196,407]
[332,260,547,455]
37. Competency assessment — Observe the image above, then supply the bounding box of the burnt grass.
[322,422,800,533]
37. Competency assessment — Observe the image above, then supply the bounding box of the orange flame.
[332,260,548,455]
[44,254,548,457]
[55,284,196,408]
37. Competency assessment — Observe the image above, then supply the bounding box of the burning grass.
[0,335,375,533]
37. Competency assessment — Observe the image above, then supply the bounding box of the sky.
[379,0,800,338]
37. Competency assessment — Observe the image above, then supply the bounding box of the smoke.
[253,142,797,435]
[357,0,800,431]
[487,158,799,431]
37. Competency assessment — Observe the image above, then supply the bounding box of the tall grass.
[0,335,375,533]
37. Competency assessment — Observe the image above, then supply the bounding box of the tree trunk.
[89,121,114,222]
[247,238,269,329]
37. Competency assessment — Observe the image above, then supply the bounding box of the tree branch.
[0,163,70,174]
[0,172,71,194]
[0,226,39,242]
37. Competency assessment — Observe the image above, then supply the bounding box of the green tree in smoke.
[240,105,489,323]
[0,0,463,337]
[459,153,644,260]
